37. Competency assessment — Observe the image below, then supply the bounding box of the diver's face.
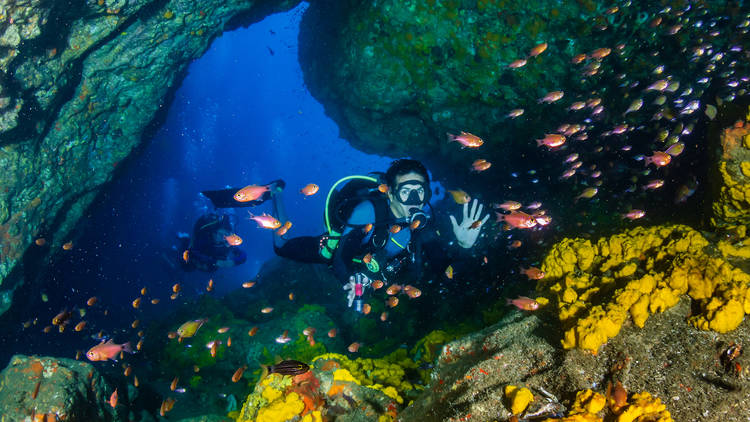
[388,172,426,218]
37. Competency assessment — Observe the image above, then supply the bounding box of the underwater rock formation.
[0,0,300,316]
[0,354,119,421]
[398,298,750,422]
[711,115,750,228]
[298,0,601,169]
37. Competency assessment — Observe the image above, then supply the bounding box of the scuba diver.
[176,180,285,272]
[270,159,489,312]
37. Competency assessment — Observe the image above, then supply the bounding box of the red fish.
[248,213,282,229]
[536,133,566,148]
[644,151,671,167]
[109,388,118,408]
[520,267,545,280]
[446,131,484,148]
[495,211,537,229]
[86,339,132,361]
[300,183,319,196]
[234,184,269,202]
[507,296,539,311]
[224,234,242,246]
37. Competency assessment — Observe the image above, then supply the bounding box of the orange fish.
[386,284,401,295]
[372,279,384,289]
[232,365,248,382]
[132,297,141,309]
[644,151,671,167]
[52,310,72,326]
[160,397,176,416]
[35,238,46,246]
[276,224,290,236]
[224,234,242,246]
[509,240,523,249]
[348,342,361,353]
[538,90,564,103]
[134,375,139,387]
[446,131,484,148]
[242,281,256,288]
[86,339,132,361]
[447,190,471,204]
[172,283,181,293]
[167,332,178,339]
[507,58,527,69]
[75,321,87,332]
[234,184,269,202]
[261,307,274,314]
[43,326,52,333]
[151,298,160,305]
[131,320,140,329]
[170,377,178,391]
[536,133,566,148]
[62,241,73,251]
[496,201,522,211]
[124,366,132,377]
[520,266,545,280]
[469,219,483,229]
[410,219,421,230]
[217,327,229,334]
[571,53,587,64]
[405,286,422,299]
[303,326,316,336]
[300,183,319,196]
[210,341,218,357]
[86,297,98,306]
[528,42,548,57]
[506,296,540,311]
[378,184,389,193]
[445,265,454,279]
[386,297,399,308]
[140,287,147,295]
[136,338,144,351]
[380,312,388,322]
[389,225,401,234]
[182,250,189,262]
[248,212,282,229]
[362,253,373,264]
[589,47,611,59]
[362,303,371,315]
[206,278,214,292]
[248,326,259,336]
[288,292,295,301]
[109,388,118,408]
[328,328,337,338]
[471,159,492,172]
[363,223,373,233]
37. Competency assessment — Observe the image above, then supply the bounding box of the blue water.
[21,2,394,360]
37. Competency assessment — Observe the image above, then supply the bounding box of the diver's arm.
[331,201,375,284]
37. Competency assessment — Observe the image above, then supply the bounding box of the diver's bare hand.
[449,199,489,248]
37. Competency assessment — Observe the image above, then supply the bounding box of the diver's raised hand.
[449,199,490,249]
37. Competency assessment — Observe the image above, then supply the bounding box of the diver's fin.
[201,187,271,208]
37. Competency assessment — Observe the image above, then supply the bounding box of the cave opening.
[8,2,394,361]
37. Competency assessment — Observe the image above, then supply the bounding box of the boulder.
[0,354,121,421]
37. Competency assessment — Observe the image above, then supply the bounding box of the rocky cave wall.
[0,0,301,316]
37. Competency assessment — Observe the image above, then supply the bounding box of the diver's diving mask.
[395,180,428,206]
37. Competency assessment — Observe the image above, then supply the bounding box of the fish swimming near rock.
[262,360,310,377]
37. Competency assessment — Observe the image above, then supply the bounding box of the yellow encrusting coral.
[616,392,672,422]
[711,110,750,227]
[538,224,750,352]
[504,385,534,415]
[312,352,416,404]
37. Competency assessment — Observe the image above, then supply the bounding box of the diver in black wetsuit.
[177,213,247,272]
[270,159,489,312]
[175,180,285,272]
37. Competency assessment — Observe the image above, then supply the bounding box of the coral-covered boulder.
[710,111,750,228]
[0,355,120,421]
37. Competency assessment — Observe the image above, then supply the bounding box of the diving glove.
[343,273,372,312]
